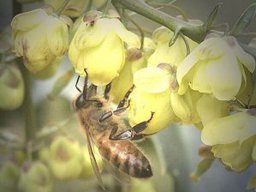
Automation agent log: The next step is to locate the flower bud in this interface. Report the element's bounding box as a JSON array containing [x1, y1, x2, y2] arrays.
[[0, 162, 20, 192], [18, 162, 52, 192], [148, 26, 198, 68], [0, 64, 24, 110], [11, 9, 69, 73], [48, 136, 83, 180], [247, 172, 256, 190], [128, 67, 175, 134], [190, 157, 214, 182], [177, 35, 255, 100], [69, 13, 139, 86]]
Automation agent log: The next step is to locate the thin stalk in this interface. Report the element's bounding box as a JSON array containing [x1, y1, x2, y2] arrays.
[[112, 0, 206, 43], [103, 0, 112, 16], [124, 11, 145, 50], [20, 62, 37, 145], [12, 0, 37, 159], [56, 0, 70, 15]]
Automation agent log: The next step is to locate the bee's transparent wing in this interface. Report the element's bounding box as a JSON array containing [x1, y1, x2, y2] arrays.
[[84, 124, 105, 189]]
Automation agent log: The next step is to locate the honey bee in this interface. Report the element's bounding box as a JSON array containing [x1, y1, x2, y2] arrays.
[[74, 69, 154, 186]]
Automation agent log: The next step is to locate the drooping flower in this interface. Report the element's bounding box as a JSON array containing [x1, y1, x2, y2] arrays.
[[69, 12, 140, 86], [110, 38, 155, 104], [11, 9, 69, 73], [128, 67, 175, 134], [177, 35, 255, 100]]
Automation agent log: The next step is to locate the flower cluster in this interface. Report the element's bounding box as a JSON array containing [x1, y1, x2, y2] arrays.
[[8, 0, 256, 188]]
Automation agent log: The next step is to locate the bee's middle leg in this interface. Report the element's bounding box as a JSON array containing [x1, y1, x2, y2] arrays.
[[99, 100, 131, 122], [109, 112, 155, 140]]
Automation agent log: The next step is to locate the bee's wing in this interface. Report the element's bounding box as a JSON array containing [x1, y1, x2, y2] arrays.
[[103, 159, 132, 186], [84, 124, 105, 189]]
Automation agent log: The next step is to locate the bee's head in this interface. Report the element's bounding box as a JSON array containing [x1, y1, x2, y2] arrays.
[[74, 94, 103, 110]]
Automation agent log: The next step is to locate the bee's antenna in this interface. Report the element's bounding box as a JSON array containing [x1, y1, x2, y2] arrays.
[[82, 69, 89, 100], [75, 75, 82, 93]]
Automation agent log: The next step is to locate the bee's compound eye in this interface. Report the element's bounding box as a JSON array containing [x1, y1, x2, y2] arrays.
[[75, 95, 85, 109], [96, 101, 103, 108]]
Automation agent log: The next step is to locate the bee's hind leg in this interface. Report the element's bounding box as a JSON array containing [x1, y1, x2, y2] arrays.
[[109, 112, 155, 140]]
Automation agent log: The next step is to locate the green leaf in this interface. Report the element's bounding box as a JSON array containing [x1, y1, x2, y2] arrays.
[[205, 3, 223, 29], [230, 3, 256, 35]]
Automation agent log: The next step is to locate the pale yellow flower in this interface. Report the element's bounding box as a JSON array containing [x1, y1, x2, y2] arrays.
[[201, 110, 256, 145], [11, 9, 69, 73], [69, 15, 139, 86], [128, 67, 175, 134], [177, 36, 255, 100]]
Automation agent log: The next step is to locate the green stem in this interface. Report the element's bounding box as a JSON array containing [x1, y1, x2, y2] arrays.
[[56, 0, 69, 15], [13, 0, 37, 159], [124, 11, 144, 50], [112, 0, 206, 43], [20, 62, 37, 145]]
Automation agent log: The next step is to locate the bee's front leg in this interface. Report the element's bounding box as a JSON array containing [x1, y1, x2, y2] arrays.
[[104, 83, 111, 99], [117, 85, 134, 108], [109, 112, 155, 140]]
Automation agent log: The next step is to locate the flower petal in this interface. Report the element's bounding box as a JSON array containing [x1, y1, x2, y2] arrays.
[[196, 94, 229, 126], [204, 52, 241, 100], [11, 9, 47, 32], [80, 32, 125, 85], [134, 67, 172, 93], [226, 36, 255, 73], [201, 112, 256, 145]]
